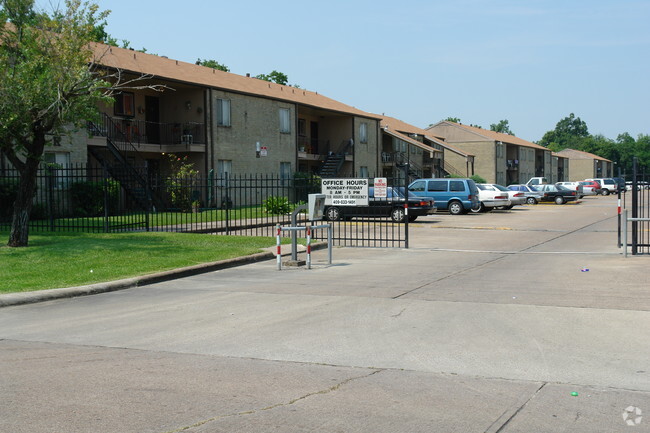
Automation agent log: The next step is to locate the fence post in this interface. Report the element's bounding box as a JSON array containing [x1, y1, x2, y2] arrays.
[[617, 186, 622, 248], [47, 167, 55, 231], [103, 166, 110, 233], [632, 157, 638, 255]]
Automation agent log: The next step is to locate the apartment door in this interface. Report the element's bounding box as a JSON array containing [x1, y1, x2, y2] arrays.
[[145, 96, 160, 144], [310, 121, 319, 154]]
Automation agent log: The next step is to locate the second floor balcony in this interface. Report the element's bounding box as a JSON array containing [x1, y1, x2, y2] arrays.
[[89, 114, 206, 153]]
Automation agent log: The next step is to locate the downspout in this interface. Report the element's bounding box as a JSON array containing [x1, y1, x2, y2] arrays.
[[351, 117, 355, 176], [207, 88, 214, 173], [203, 88, 210, 175], [294, 104, 298, 172]]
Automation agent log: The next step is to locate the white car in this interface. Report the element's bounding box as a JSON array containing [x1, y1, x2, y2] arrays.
[[479, 183, 526, 209], [472, 184, 511, 212], [586, 178, 619, 195]]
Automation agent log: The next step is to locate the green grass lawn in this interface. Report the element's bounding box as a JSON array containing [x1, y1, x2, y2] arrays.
[[0, 231, 285, 294]]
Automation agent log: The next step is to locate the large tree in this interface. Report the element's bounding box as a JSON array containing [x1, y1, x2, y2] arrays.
[[0, 0, 159, 247], [255, 70, 289, 85], [490, 119, 514, 136], [538, 113, 589, 152]]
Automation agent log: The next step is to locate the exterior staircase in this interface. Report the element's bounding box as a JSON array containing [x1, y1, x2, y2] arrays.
[[318, 139, 353, 177], [88, 114, 162, 211]]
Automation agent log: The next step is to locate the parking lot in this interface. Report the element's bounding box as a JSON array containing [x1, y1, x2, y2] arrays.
[[1, 194, 649, 432]]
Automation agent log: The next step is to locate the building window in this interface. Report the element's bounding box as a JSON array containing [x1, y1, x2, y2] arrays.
[[43, 152, 71, 189], [359, 166, 369, 178], [280, 162, 292, 183], [279, 108, 291, 134], [216, 99, 231, 126], [298, 119, 306, 137], [360, 122, 368, 144], [114, 92, 135, 117], [217, 159, 232, 176]]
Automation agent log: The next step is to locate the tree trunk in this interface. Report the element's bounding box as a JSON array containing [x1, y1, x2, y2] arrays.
[[7, 134, 46, 247], [8, 162, 39, 247]]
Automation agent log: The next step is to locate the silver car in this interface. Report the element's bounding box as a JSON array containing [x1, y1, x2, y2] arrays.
[[507, 184, 544, 204]]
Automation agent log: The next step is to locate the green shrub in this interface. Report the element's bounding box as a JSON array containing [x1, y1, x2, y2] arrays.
[[470, 174, 487, 184], [69, 179, 120, 217], [0, 179, 19, 219], [166, 154, 198, 212], [263, 196, 292, 215]]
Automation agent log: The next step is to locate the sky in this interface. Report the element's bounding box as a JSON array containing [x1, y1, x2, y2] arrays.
[[38, 0, 650, 143]]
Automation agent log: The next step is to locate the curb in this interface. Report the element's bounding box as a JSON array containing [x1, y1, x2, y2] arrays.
[[0, 242, 329, 308]]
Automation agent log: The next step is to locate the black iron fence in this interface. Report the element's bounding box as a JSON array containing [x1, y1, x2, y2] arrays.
[[0, 166, 409, 247], [621, 157, 650, 255]]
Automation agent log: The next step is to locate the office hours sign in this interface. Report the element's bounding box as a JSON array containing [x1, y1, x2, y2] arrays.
[[321, 178, 369, 206]]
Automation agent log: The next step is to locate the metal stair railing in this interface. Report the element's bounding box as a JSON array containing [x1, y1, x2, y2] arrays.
[[319, 139, 354, 177], [443, 159, 467, 178], [88, 116, 160, 211]]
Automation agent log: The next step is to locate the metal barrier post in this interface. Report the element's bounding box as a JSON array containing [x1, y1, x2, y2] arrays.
[[306, 226, 312, 269], [276, 224, 282, 270], [328, 223, 333, 264], [623, 210, 628, 258]]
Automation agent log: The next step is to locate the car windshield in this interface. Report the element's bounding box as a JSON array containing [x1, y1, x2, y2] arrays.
[[556, 185, 570, 191], [390, 187, 405, 198], [477, 184, 488, 190], [493, 184, 510, 192], [529, 186, 541, 191]]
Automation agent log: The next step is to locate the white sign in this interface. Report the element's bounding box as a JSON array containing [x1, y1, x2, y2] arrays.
[[321, 178, 369, 206], [260, 146, 268, 157], [374, 177, 387, 198]]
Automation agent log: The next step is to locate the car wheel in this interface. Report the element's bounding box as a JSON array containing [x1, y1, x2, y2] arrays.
[[470, 202, 484, 213], [326, 206, 342, 221], [502, 205, 514, 210], [526, 197, 537, 205], [391, 207, 406, 223], [602, 189, 610, 196], [448, 200, 465, 215], [554, 196, 565, 205]]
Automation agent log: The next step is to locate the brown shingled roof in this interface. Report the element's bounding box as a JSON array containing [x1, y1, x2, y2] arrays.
[[555, 148, 612, 162], [91, 43, 380, 120], [433, 121, 549, 151], [379, 115, 474, 158]]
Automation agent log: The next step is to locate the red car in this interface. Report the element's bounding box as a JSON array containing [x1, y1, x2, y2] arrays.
[[581, 180, 602, 194]]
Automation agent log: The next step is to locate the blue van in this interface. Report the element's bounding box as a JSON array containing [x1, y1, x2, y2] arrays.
[[407, 178, 479, 215]]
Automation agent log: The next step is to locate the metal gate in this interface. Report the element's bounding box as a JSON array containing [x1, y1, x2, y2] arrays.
[[621, 157, 650, 255], [312, 177, 409, 248]]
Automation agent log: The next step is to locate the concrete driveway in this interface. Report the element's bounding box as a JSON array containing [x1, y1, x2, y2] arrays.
[[1, 195, 649, 432]]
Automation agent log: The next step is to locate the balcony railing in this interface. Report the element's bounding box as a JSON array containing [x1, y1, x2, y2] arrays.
[[91, 115, 205, 148], [297, 136, 331, 155]]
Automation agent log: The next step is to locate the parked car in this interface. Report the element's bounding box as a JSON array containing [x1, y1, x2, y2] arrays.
[[478, 183, 525, 210], [507, 184, 544, 204], [407, 178, 479, 215], [581, 180, 602, 195], [585, 178, 619, 195], [577, 181, 598, 196], [612, 177, 626, 192], [324, 187, 436, 222], [472, 184, 511, 212], [556, 181, 584, 198], [532, 184, 578, 204]]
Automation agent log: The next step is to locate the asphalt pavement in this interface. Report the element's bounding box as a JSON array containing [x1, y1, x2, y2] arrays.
[[1, 195, 649, 433]]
